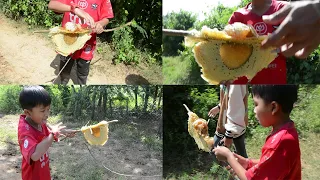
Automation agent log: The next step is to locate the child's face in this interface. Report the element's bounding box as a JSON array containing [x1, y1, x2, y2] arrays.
[[25, 105, 50, 125], [253, 95, 274, 127]]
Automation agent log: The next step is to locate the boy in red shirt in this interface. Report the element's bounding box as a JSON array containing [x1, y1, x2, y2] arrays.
[[229, 0, 288, 84], [18, 86, 74, 180], [48, 0, 114, 84], [213, 85, 301, 180]]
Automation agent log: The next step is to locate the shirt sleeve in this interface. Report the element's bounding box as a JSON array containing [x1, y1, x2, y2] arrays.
[[225, 85, 247, 138], [228, 11, 241, 24], [100, 0, 114, 20], [245, 140, 293, 179], [18, 133, 38, 165], [52, 0, 71, 5]]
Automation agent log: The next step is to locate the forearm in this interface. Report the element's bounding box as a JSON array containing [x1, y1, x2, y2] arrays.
[[48, 1, 71, 13], [30, 134, 54, 161], [98, 18, 110, 27], [228, 155, 247, 180]]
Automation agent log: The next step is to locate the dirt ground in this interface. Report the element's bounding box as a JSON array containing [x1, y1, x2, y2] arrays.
[[0, 114, 162, 180], [0, 14, 160, 85]]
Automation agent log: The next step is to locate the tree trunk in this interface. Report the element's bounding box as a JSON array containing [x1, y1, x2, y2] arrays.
[[109, 99, 113, 117], [143, 86, 150, 112], [97, 87, 103, 119], [158, 87, 162, 108], [135, 86, 138, 111], [102, 87, 107, 119], [151, 86, 158, 110], [91, 86, 97, 120], [126, 98, 129, 116]]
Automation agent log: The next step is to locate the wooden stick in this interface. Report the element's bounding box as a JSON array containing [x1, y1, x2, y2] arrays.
[[106, 120, 119, 123], [103, 21, 132, 32], [33, 21, 133, 34], [163, 29, 193, 37]]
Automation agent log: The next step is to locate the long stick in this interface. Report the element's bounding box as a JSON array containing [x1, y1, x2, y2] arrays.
[[163, 29, 192, 37], [33, 21, 133, 33]]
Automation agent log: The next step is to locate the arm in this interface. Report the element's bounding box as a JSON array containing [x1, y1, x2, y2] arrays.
[[30, 134, 54, 161], [48, 0, 95, 27], [227, 154, 247, 180], [48, 0, 71, 13], [97, 18, 110, 27]]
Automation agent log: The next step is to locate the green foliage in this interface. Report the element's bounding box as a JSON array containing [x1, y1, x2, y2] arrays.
[[196, 4, 236, 30], [1, 0, 62, 27], [287, 48, 320, 84], [0, 85, 22, 114], [163, 10, 197, 56], [109, 0, 162, 64], [238, 0, 252, 8]]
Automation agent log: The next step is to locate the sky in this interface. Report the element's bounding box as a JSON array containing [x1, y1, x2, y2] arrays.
[[163, 0, 242, 21]]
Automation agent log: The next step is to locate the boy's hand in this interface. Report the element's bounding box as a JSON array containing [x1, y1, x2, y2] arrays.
[[212, 146, 233, 162], [226, 153, 248, 175], [74, 8, 95, 28], [94, 22, 104, 34], [50, 122, 66, 138]]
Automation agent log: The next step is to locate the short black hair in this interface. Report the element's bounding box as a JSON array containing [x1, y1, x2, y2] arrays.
[[251, 85, 298, 114], [19, 86, 51, 110]]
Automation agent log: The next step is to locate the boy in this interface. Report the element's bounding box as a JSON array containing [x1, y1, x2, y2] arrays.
[[213, 85, 301, 180], [48, 0, 114, 84], [229, 0, 289, 84], [18, 86, 74, 180]]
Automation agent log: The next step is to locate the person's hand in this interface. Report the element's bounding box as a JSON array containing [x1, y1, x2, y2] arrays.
[[226, 153, 248, 175], [220, 137, 233, 148], [74, 8, 95, 28], [212, 146, 233, 162], [208, 106, 220, 118], [261, 1, 320, 59], [93, 22, 104, 34], [50, 122, 66, 138]]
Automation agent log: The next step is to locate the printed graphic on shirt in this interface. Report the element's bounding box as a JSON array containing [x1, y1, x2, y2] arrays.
[[69, 13, 88, 25], [78, 0, 88, 9], [25, 124, 30, 131], [91, 3, 98, 10], [84, 45, 92, 54], [24, 139, 29, 148], [254, 22, 267, 35], [40, 151, 49, 168]]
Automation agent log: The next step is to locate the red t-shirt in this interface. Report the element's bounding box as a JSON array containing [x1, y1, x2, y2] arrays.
[[229, 0, 288, 84], [245, 121, 301, 180], [57, 0, 114, 60], [18, 115, 51, 180]]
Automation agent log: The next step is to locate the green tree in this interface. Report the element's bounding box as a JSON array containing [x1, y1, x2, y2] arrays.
[[163, 10, 197, 56]]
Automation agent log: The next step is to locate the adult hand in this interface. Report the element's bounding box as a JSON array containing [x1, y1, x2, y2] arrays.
[[220, 137, 233, 148], [261, 1, 320, 59], [208, 106, 220, 118]]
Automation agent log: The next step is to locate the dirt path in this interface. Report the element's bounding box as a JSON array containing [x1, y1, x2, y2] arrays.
[[0, 115, 162, 180], [0, 14, 156, 85]]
